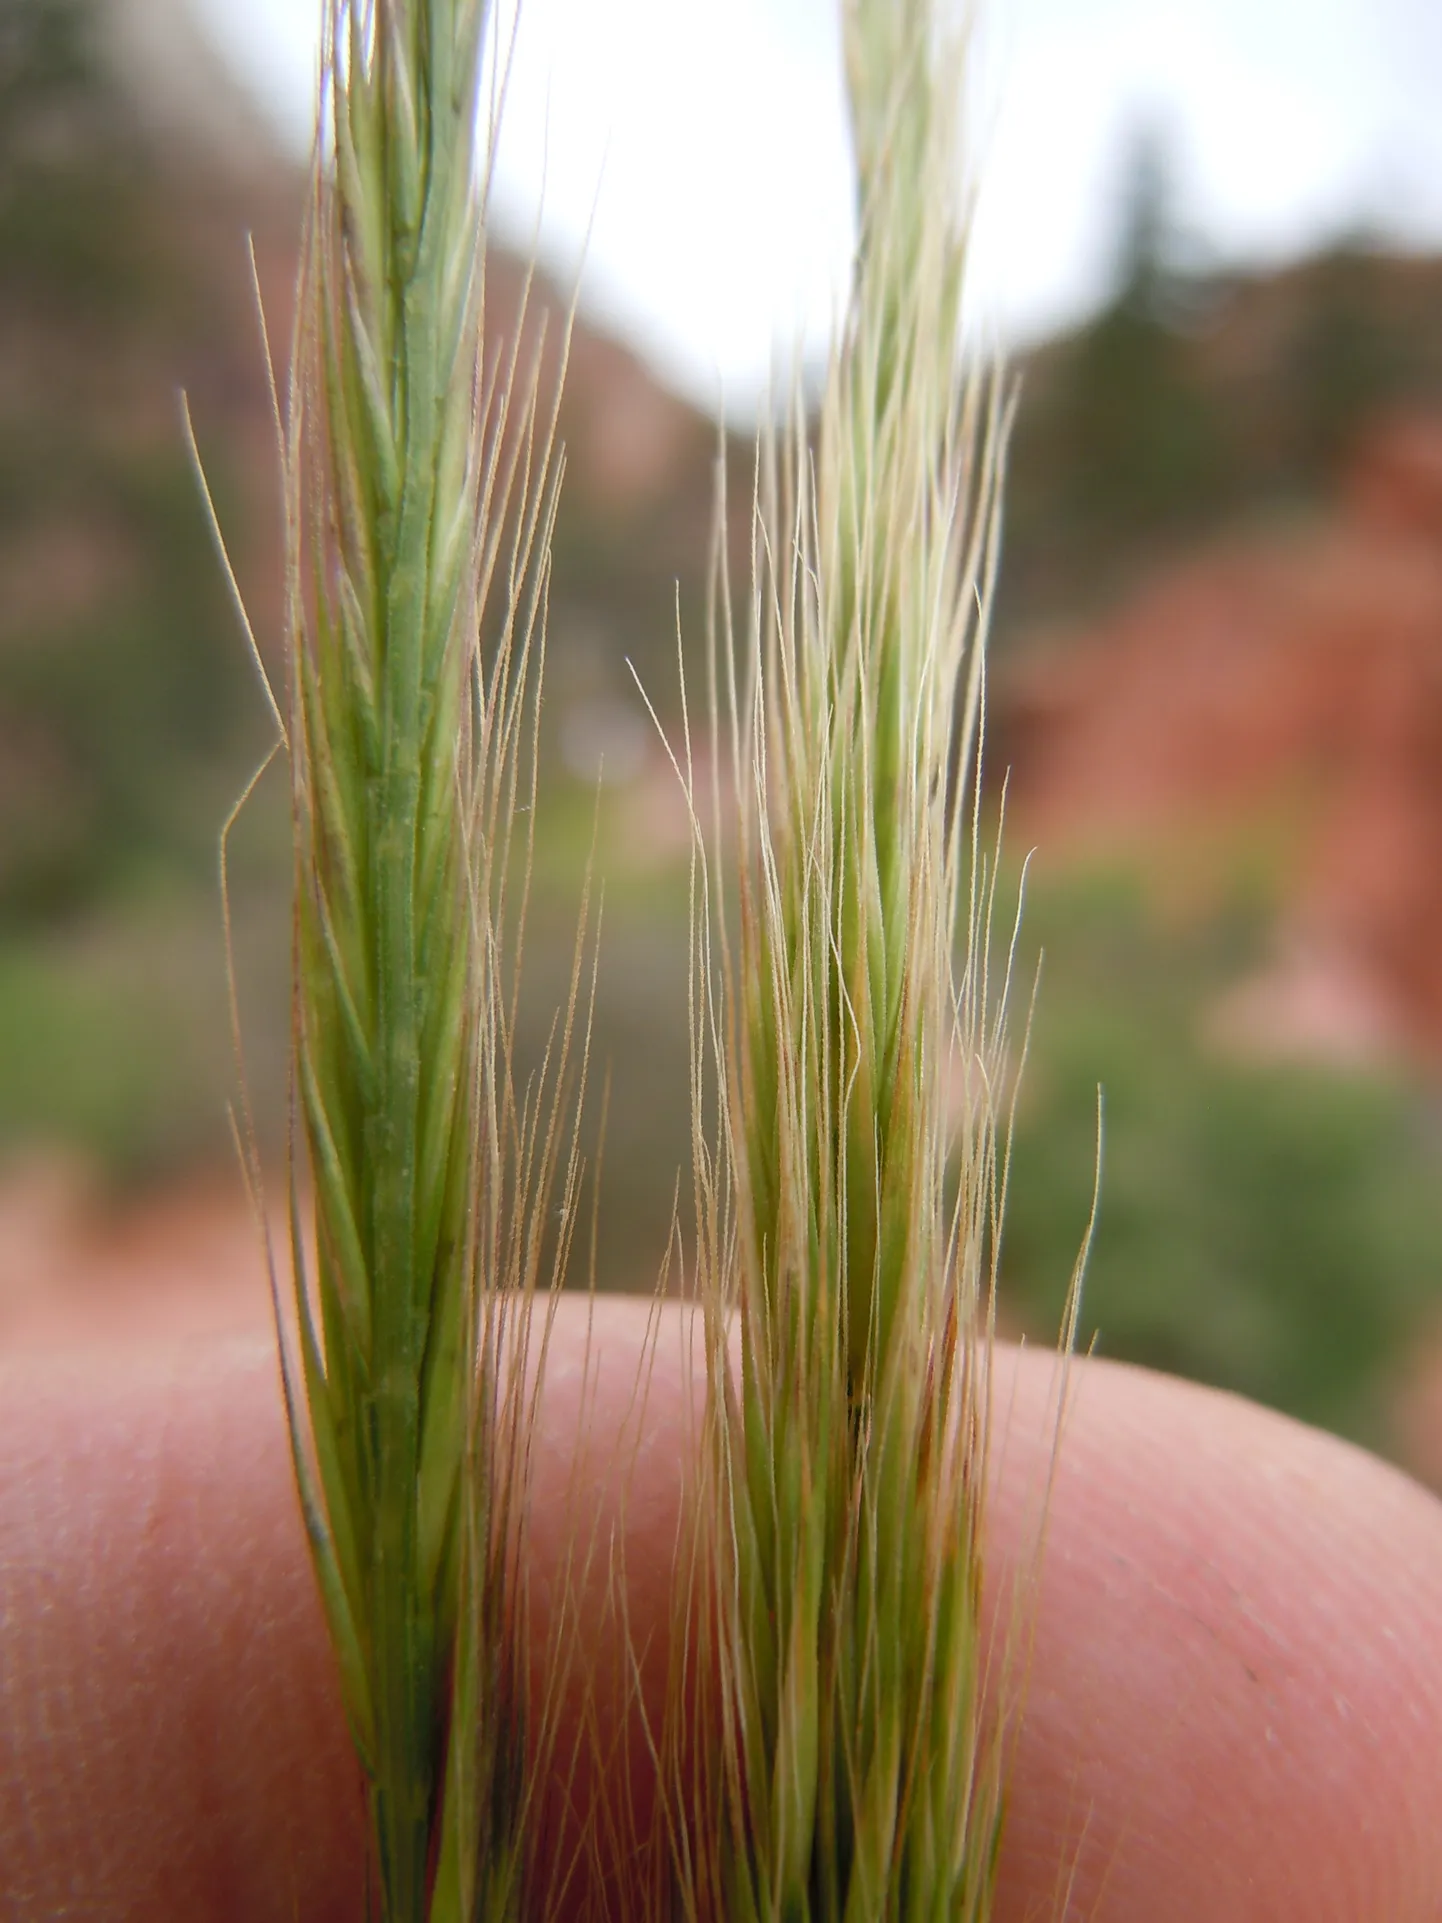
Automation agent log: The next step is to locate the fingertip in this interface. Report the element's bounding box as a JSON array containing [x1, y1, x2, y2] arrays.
[[0, 1339, 363, 1922], [987, 1349, 1442, 1922], [7, 1314, 1441, 1923]]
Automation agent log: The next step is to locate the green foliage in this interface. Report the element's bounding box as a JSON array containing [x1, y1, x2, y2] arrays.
[[1059, 304, 1231, 540], [0, 880, 287, 1176], [0, 451, 256, 922], [0, 938, 205, 1171], [1061, 128, 1234, 538], [0, 0, 261, 926], [1004, 868, 1442, 1446], [999, 135, 1442, 634], [0, 0, 97, 153], [1291, 244, 1421, 469]]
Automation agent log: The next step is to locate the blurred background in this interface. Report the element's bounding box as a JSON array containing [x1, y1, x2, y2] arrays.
[[4, 0, 1442, 1479]]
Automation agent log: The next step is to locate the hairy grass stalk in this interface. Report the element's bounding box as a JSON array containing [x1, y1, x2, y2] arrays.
[[680, 2, 1014, 1915], [275, 3, 581, 1917]]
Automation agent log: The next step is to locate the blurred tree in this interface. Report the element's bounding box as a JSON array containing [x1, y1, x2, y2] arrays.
[[1114, 124, 1173, 321], [1061, 125, 1231, 539], [998, 141, 1442, 639], [1002, 869, 1442, 1449], [1292, 242, 1418, 471], [0, 0, 258, 923]]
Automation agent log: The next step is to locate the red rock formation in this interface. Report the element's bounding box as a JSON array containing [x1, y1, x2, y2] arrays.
[[999, 412, 1442, 1066]]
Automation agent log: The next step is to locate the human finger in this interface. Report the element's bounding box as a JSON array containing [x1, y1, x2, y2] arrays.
[[2, 1305, 1440, 1919]]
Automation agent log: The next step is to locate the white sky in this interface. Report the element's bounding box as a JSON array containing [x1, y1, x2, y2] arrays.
[[193, 0, 1442, 415]]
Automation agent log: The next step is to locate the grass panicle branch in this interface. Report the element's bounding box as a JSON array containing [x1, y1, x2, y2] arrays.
[[679, 2, 1016, 1916], [276, 3, 583, 1918]]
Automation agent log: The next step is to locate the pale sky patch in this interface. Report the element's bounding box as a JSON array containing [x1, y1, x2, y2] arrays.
[[192, 0, 1442, 413]]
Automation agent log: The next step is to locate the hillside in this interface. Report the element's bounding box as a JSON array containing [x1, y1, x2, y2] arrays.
[[1002, 235, 1442, 636], [999, 412, 1442, 1067]]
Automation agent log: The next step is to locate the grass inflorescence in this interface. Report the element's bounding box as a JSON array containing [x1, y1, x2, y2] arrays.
[[272, 3, 585, 1917], [674, 2, 1017, 1915], [244, 0, 1029, 1917]]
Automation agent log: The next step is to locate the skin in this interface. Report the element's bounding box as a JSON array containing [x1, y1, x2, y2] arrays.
[[1, 1297, 1440, 1920]]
